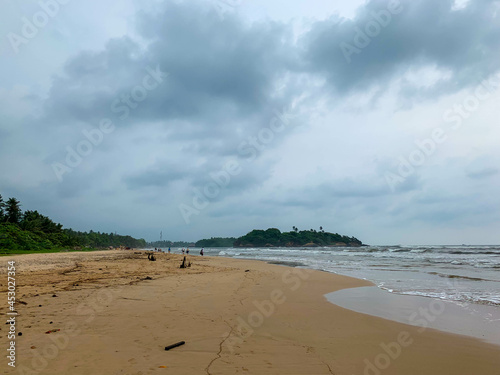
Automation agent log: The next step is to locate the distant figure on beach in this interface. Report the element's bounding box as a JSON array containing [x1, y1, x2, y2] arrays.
[[155, 247, 157, 251], [168, 247, 171, 253], [182, 248, 185, 254], [186, 248, 190, 254], [200, 248, 204, 256]]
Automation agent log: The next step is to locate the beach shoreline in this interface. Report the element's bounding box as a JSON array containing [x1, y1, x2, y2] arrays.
[[326, 285, 500, 347], [1, 250, 500, 374]]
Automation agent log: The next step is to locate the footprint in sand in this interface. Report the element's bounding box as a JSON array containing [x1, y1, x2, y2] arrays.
[[128, 358, 137, 364]]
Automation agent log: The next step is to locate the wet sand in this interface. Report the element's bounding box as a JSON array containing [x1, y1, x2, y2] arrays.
[[1, 250, 500, 374], [326, 285, 500, 346]]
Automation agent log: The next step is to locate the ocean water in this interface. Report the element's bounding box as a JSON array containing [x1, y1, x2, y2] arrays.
[[206, 245, 500, 307], [160, 245, 500, 345]]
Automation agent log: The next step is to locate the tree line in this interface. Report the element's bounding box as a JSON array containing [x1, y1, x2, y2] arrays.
[[191, 228, 363, 248], [0, 194, 146, 251], [233, 228, 363, 247], [195, 237, 237, 247]]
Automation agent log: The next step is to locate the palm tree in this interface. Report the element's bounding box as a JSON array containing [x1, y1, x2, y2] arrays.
[[0, 194, 5, 222], [5, 197, 22, 224]]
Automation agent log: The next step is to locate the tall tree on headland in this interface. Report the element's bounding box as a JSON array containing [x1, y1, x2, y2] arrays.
[[5, 197, 22, 224], [0, 194, 5, 222]]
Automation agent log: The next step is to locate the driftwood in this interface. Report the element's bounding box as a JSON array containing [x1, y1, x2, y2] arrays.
[[180, 257, 192, 268], [165, 341, 185, 351]]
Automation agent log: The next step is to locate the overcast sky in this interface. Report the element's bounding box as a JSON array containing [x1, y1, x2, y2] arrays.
[[1, 0, 499, 245]]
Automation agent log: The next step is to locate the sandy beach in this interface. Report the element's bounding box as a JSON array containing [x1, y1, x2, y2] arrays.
[[1, 250, 500, 375]]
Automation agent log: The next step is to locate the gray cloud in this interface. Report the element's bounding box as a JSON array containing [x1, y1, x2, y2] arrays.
[[301, 0, 500, 99], [41, 2, 294, 135], [467, 167, 499, 180], [1, 0, 499, 244], [124, 165, 189, 190]]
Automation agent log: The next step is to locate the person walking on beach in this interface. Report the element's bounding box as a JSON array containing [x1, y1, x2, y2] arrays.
[[168, 247, 171, 253], [186, 248, 190, 254], [200, 248, 204, 256], [182, 248, 185, 254]]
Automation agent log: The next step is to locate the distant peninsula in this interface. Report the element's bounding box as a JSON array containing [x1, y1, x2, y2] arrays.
[[195, 237, 237, 247], [196, 228, 364, 248]]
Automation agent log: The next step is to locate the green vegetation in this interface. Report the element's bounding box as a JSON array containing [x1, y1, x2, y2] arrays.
[[154, 228, 362, 249], [233, 227, 363, 247], [195, 237, 237, 247], [63, 229, 146, 249], [0, 193, 146, 254]]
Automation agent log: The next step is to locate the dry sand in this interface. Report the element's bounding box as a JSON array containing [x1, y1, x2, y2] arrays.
[[1, 250, 500, 375]]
